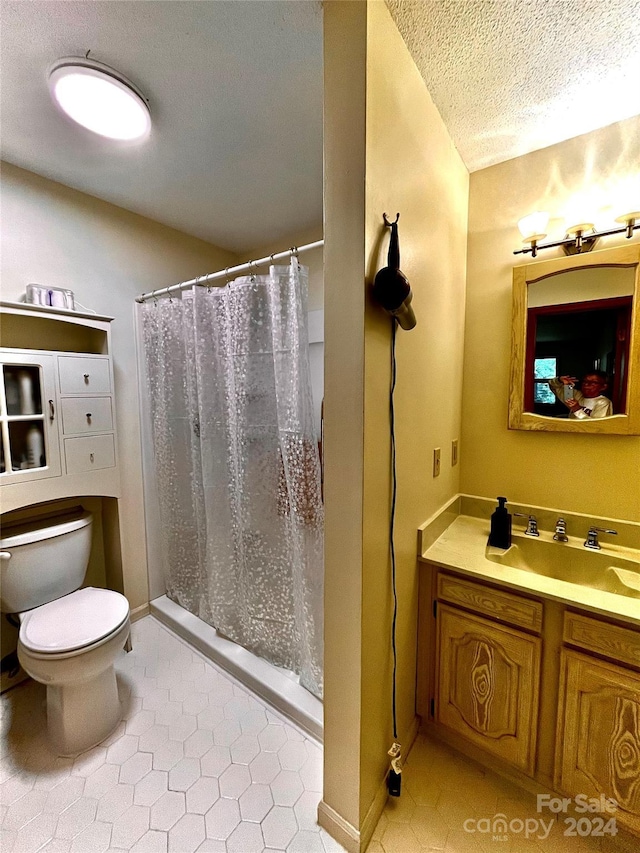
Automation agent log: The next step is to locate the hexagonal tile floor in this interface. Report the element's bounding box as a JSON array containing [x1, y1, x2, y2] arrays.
[[370, 735, 638, 853], [4, 617, 636, 853], [1, 616, 343, 853]]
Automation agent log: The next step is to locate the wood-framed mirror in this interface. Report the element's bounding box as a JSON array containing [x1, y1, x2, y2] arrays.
[[508, 243, 640, 434]]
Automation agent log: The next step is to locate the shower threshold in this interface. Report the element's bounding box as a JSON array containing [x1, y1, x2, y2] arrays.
[[150, 595, 323, 742]]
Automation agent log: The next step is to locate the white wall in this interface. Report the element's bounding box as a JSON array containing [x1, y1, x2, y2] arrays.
[[1, 162, 237, 610]]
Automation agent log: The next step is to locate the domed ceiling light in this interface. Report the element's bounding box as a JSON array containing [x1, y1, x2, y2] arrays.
[[48, 56, 151, 141]]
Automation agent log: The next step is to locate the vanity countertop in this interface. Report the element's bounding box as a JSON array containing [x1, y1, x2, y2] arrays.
[[420, 514, 640, 627]]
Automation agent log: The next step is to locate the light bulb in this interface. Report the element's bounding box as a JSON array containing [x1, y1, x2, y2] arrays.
[[615, 210, 640, 238], [517, 212, 549, 243]]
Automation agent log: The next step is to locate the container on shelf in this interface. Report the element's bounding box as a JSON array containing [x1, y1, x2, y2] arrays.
[[26, 284, 50, 306], [8, 421, 47, 470], [17, 369, 36, 415]]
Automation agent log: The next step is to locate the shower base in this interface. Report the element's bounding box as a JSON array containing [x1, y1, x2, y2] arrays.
[[150, 595, 323, 741]]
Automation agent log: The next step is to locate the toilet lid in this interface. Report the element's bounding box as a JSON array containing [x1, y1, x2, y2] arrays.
[[20, 588, 130, 654]]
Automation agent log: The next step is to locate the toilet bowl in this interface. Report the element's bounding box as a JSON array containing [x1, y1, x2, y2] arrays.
[[0, 510, 131, 756], [18, 587, 131, 755]]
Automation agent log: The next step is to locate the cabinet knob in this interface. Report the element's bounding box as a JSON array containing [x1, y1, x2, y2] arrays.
[[86, 413, 92, 420], [83, 373, 90, 381], [89, 453, 95, 462]]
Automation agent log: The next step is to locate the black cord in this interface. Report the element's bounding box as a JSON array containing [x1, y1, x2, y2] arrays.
[[389, 318, 398, 741]]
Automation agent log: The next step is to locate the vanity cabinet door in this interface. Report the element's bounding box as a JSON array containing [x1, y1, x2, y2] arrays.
[[556, 650, 640, 835], [436, 604, 541, 774]]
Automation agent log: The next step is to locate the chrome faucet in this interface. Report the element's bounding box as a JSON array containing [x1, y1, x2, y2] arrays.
[[584, 526, 618, 550], [553, 517, 568, 542], [514, 513, 539, 536]]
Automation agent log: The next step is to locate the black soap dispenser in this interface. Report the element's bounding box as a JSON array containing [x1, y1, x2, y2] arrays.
[[488, 496, 512, 549]]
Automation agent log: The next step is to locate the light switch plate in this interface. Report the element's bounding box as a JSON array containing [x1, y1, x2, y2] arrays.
[[451, 439, 458, 466], [433, 447, 441, 477]]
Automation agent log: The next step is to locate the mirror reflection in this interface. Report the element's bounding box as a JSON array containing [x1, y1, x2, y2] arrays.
[[525, 266, 634, 419]]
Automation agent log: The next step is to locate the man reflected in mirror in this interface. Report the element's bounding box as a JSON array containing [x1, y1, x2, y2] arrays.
[[548, 372, 613, 419]]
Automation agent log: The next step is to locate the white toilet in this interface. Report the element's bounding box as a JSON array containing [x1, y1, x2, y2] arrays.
[[0, 509, 131, 756]]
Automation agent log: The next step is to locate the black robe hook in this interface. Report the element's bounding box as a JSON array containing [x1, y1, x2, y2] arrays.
[[373, 213, 417, 331]]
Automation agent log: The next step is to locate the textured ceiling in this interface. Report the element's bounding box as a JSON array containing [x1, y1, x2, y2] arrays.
[[386, 0, 640, 171], [0, 1, 323, 253]]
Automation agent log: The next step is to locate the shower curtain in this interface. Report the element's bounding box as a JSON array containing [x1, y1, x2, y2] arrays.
[[140, 262, 323, 698]]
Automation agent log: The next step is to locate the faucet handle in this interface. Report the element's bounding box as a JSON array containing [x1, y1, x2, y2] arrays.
[[553, 517, 568, 542], [584, 526, 618, 550], [514, 513, 539, 536]]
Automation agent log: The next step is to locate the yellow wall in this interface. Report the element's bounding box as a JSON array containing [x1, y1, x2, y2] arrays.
[[323, 0, 367, 836], [0, 163, 237, 609], [462, 117, 640, 521], [323, 1, 468, 841]]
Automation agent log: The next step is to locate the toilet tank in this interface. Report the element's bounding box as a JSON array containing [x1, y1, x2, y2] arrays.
[[0, 510, 93, 613]]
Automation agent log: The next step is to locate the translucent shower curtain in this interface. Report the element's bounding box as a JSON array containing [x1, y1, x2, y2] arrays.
[[140, 262, 323, 697]]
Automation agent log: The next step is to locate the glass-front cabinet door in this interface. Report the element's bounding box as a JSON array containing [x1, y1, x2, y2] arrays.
[[0, 351, 62, 483]]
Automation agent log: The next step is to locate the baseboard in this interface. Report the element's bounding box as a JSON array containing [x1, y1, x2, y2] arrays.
[[317, 800, 360, 853], [319, 714, 420, 852], [130, 602, 150, 622]]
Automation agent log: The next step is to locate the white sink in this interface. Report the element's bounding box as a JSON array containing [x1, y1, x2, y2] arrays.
[[485, 533, 640, 600]]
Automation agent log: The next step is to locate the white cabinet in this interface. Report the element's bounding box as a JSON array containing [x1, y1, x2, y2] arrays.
[[61, 397, 113, 435], [58, 355, 111, 394], [0, 303, 120, 511], [64, 435, 116, 474], [0, 351, 62, 482]]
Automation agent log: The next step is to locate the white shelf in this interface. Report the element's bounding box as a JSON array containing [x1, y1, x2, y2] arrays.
[[1, 301, 114, 323]]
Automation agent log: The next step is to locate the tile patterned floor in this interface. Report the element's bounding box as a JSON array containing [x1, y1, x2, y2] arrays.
[[0, 616, 344, 853], [3, 616, 637, 853], [370, 735, 638, 853]]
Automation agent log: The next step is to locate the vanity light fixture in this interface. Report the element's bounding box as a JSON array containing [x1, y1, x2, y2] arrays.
[[517, 212, 550, 258], [514, 210, 640, 257], [48, 55, 151, 141]]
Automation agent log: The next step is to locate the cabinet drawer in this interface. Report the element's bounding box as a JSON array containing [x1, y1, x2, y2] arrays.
[[58, 356, 111, 394], [563, 611, 640, 670], [61, 397, 113, 434], [437, 572, 543, 632], [64, 435, 115, 474]]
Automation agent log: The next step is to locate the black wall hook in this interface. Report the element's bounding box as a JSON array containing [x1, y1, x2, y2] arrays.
[[373, 213, 416, 330]]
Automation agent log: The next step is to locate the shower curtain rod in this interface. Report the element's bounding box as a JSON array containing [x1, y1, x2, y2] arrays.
[[135, 239, 324, 303]]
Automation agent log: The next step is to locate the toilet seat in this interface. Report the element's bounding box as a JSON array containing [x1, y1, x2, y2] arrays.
[[20, 587, 130, 654]]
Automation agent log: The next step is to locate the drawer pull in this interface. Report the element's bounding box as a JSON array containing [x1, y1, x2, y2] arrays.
[[90, 453, 95, 462], [86, 413, 92, 420], [83, 373, 90, 381], [49, 400, 55, 422]]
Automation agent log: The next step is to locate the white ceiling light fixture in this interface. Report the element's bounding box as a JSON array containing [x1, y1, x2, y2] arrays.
[[48, 56, 151, 141]]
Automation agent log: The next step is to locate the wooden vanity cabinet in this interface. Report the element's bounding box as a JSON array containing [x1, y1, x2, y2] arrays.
[[556, 613, 640, 834], [436, 603, 541, 773], [421, 565, 640, 838], [432, 572, 543, 775]]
